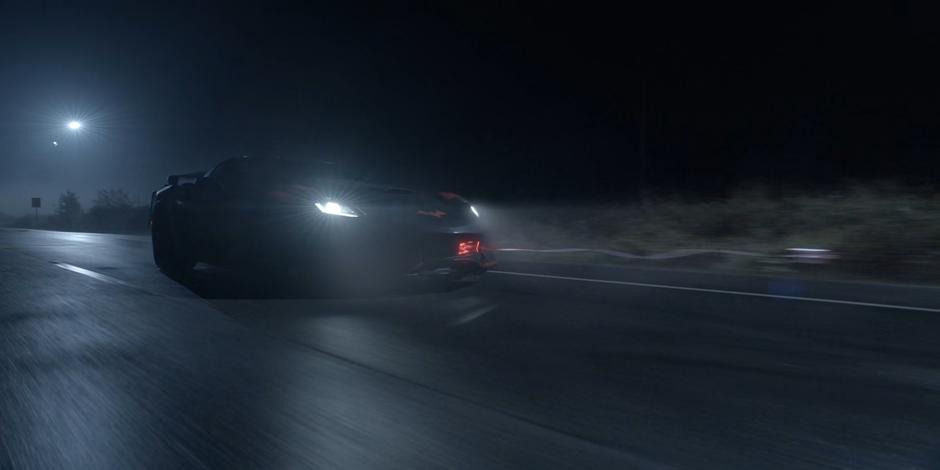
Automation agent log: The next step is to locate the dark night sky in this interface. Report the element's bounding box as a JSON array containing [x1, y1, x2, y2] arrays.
[[0, 1, 938, 214]]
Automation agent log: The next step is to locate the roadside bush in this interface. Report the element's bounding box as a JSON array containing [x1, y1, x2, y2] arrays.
[[484, 182, 940, 277]]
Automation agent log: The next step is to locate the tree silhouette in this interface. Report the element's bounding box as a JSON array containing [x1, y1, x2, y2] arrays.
[[55, 190, 83, 229]]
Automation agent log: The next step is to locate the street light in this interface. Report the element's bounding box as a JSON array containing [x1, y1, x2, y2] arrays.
[[67, 120, 82, 130]]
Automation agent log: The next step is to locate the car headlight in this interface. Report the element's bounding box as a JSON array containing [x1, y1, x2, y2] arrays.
[[315, 201, 359, 218]]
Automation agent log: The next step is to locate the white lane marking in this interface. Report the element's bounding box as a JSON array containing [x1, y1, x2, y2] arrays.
[[496, 247, 762, 259], [451, 305, 497, 326], [55, 263, 135, 288], [489, 270, 940, 313]]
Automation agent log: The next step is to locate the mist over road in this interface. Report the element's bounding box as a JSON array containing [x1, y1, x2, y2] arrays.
[[3, 228, 940, 469]]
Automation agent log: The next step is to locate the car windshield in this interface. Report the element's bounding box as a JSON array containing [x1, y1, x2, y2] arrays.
[[247, 159, 356, 184]]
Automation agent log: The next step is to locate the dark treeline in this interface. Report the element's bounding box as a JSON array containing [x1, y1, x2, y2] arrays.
[[8, 189, 149, 234]]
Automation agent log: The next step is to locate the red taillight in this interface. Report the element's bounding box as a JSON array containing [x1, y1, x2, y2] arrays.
[[457, 240, 480, 256]]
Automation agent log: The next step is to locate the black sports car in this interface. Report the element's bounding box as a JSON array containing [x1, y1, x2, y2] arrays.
[[149, 157, 494, 285]]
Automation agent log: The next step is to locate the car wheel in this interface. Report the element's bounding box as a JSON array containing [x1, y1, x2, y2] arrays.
[[152, 210, 196, 275]]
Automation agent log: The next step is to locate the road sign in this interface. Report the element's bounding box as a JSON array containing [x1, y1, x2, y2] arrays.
[[31, 197, 42, 225]]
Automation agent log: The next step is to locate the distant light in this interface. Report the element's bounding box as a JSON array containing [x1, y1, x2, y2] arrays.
[[470, 205, 479, 217], [67, 121, 82, 130], [52, 141, 58, 147]]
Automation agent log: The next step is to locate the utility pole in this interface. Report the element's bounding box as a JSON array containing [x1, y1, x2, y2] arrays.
[[637, 48, 651, 207], [639, 71, 648, 204]]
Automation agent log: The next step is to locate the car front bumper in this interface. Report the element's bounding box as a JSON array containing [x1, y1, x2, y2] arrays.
[[408, 249, 497, 279]]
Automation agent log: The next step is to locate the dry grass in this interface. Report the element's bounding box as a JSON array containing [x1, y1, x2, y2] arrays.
[[482, 183, 940, 279]]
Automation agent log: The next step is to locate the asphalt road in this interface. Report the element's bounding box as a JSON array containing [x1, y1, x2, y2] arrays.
[[3, 228, 940, 469]]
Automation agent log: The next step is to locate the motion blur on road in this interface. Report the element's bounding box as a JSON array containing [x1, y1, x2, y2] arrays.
[[4, 227, 940, 468]]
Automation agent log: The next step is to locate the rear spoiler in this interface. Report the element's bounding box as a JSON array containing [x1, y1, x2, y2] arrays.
[[167, 171, 205, 186]]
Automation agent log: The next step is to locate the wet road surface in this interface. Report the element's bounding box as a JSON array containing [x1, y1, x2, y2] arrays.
[[3, 228, 940, 469]]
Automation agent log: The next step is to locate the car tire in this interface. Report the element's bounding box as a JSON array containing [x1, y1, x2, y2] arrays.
[[152, 207, 196, 275]]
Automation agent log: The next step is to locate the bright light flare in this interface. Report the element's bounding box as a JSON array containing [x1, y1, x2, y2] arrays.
[[315, 201, 359, 217], [67, 121, 82, 130], [470, 205, 479, 217]]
